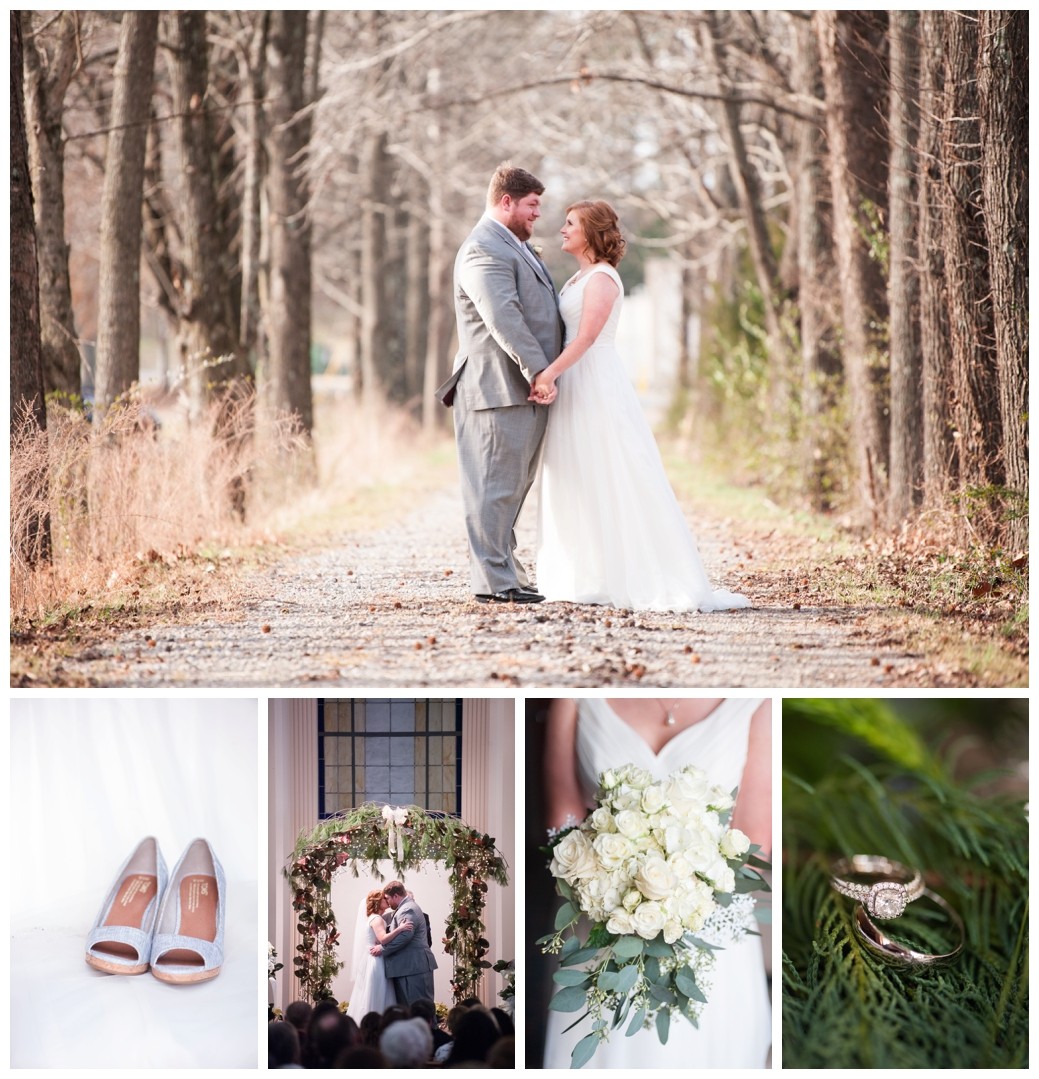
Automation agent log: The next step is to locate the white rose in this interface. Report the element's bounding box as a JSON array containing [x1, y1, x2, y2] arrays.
[[663, 919, 684, 944], [606, 910, 634, 935], [669, 767, 709, 806], [668, 853, 695, 879], [641, 784, 669, 815], [617, 764, 653, 790], [590, 807, 616, 834], [601, 769, 619, 790], [708, 785, 735, 811], [550, 829, 599, 882], [593, 832, 634, 871], [615, 809, 649, 839], [622, 889, 642, 911], [702, 856, 736, 893], [720, 828, 751, 859], [634, 856, 676, 901], [631, 900, 667, 939], [663, 823, 694, 855], [611, 788, 641, 811]]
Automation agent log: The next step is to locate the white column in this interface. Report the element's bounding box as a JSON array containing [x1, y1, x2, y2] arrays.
[[268, 697, 318, 1010], [462, 698, 516, 1009]]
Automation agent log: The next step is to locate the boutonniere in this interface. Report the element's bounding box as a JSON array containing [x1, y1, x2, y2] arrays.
[[531, 244, 544, 259]]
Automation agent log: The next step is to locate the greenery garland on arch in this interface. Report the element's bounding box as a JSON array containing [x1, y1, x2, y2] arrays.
[[285, 803, 509, 1002]]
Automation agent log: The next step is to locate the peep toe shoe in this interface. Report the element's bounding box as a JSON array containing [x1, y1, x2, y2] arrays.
[[150, 838, 225, 984], [85, 836, 167, 975]]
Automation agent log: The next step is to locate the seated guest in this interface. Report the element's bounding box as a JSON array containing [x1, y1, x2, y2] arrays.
[[434, 1004, 472, 1064], [444, 1008, 500, 1067], [488, 1036, 514, 1069], [285, 1000, 312, 1057], [490, 1007, 514, 1038], [410, 998, 452, 1053], [268, 1020, 302, 1069], [359, 1011, 383, 1048], [305, 1005, 354, 1069], [380, 1017, 434, 1068], [334, 1045, 387, 1069]]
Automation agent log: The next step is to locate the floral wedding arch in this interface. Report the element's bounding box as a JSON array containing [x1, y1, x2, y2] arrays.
[[285, 803, 509, 1002]]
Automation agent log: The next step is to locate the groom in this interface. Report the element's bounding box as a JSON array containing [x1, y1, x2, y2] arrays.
[[369, 880, 437, 1005], [436, 162, 563, 604]]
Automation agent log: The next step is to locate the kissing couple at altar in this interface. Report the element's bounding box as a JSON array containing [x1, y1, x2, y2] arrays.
[[346, 880, 438, 1019], [437, 162, 751, 614]]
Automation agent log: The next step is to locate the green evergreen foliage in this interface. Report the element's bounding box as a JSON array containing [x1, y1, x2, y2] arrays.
[[782, 699, 1028, 1068]]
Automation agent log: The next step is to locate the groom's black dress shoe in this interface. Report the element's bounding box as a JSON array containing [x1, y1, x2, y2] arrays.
[[475, 588, 545, 604]]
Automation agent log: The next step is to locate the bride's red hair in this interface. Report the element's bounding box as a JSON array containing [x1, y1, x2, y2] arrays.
[[567, 200, 626, 267], [365, 889, 385, 915]]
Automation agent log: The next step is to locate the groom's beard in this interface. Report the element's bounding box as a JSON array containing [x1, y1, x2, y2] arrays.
[[504, 213, 534, 242]]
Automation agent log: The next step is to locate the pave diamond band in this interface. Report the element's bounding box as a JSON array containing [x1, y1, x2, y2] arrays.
[[830, 855, 925, 919]]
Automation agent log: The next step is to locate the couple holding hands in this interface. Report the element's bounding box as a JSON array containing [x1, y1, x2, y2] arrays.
[[438, 162, 749, 615]]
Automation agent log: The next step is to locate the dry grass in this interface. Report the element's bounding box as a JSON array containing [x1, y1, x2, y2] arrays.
[[10, 386, 442, 625]]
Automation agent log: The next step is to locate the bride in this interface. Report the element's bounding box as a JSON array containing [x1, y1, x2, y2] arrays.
[[346, 889, 413, 1019], [531, 201, 750, 612], [540, 697, 771, 1069]]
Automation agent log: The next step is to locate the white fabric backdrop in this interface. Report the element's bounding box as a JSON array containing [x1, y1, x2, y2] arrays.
[[10, 696, 260, 1068]]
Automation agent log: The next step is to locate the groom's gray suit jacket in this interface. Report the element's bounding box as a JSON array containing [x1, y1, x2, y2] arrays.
[[436, 217, 563, 594], [437, 216, 562, 409], [379, 895, 438, 987]]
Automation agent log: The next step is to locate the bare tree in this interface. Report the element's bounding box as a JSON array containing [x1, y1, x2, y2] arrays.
[[916, 11, 955, 512], [263, 11, 313, 433], [940, 12, 1001, 494], [886, 12, 921, 526], [94, 11, 158, 413], [978, 10, 1028, 546], [168, 11, 248, 415], [816, 10, 890, 522], [22, 11, 83, 400], [11, 11, 52, 562]]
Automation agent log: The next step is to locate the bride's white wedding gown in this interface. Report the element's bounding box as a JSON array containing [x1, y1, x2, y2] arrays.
[[346, 916, 396, 1019], [536, 263, 749, 612], [542, 698, 771, 1069]]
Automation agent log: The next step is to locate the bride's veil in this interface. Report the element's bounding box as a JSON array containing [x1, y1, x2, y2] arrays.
[[350, 895, 371, 980]]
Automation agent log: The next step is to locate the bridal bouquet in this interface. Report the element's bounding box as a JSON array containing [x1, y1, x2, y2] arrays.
[[539, 763, 770, 1069]]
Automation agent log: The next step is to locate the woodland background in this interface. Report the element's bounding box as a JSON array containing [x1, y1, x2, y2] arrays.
[[10, 10, 1028, 634]]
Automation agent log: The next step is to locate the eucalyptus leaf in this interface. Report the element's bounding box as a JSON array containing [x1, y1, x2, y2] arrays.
[[626, 1006, 647, 1036], [570, 1034, 600, 1070], [613, 935, 645, 959], [555, 902, 578, 930], [655, 1007, 671, 1044], [553, 969, 591, 987], [676, 968, 707, 1002], [614, 963, 640, 994], [549, 986, 589, 1013], [645, 937, 675, 958], [561, 946, 602, 967]]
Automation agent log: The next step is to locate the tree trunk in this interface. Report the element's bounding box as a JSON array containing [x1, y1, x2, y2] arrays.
[[978, 10, 1028, 547], [360, 128, 390, 407], [815, 10, 890, 523], [886, 12, 922, 527], [263, 11, 313, 434], [791, 17, 840, 510], [94, 12, 158, 413], [941, 12, 1001, 494], [11, 11, 52, 563], [917, 11, 955, 511], [422, 179, 451, 432], [169, 11, 247, 417], [21, 11, 82, 400], [405, 201, 431, 406], [239, 13, 267, 364]]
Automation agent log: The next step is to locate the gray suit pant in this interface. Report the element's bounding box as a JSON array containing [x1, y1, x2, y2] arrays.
[[392, 970, 436, 1005], [453, 392, 548, 595]]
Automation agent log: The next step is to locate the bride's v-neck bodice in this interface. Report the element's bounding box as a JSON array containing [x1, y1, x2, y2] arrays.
[[574, 698, 762, 806]]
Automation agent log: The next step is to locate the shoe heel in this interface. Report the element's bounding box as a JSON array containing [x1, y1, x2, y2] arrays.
[[85, 837, 167, 975]]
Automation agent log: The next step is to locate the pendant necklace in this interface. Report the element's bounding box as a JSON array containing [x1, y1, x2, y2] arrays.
[[659, 699, 681, 726]]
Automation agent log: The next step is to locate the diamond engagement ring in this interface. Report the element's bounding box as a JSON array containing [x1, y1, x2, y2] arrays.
[[830, 855, 925, 919], [853, 887, 965, 966]]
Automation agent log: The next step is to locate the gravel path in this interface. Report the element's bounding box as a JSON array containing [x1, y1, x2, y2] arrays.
[[50, 484, 949, 689]]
